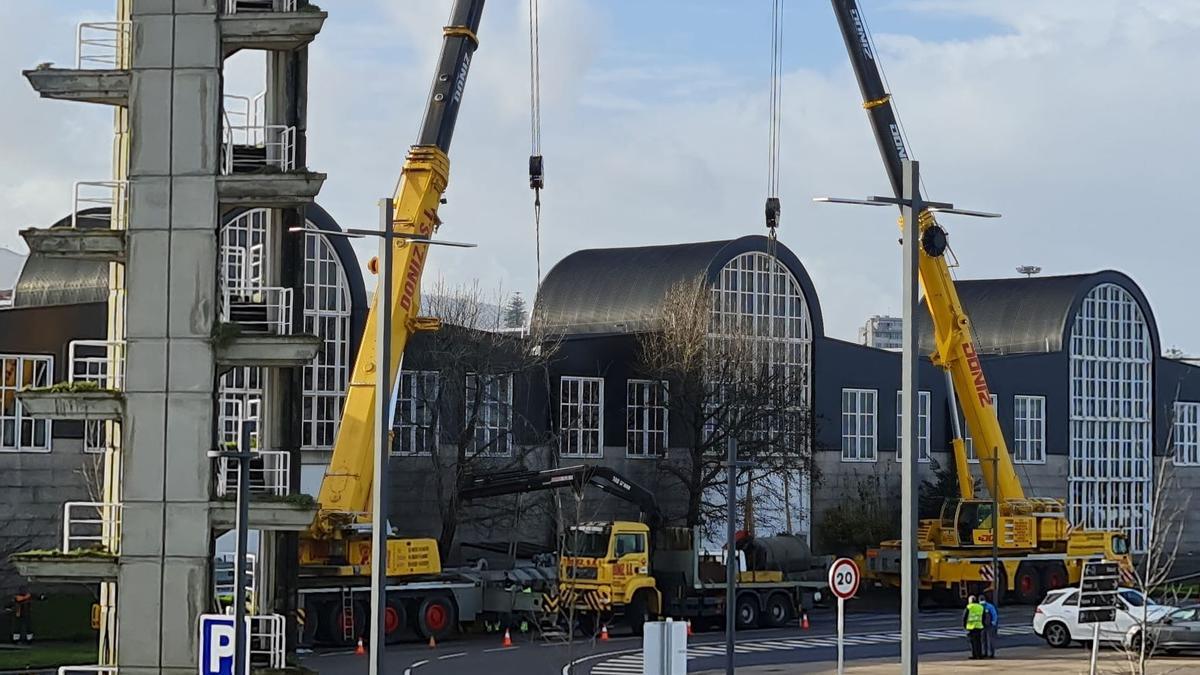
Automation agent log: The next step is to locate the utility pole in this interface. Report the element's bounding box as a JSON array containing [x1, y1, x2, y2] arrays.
[[370, 198, 394, 673], [898, 159, 920, 675], [992, 451, 1000, 608], [725, 435, 737, 675], [207, 422, 254, 675]]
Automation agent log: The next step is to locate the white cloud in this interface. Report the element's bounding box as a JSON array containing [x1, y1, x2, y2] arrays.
[[1, 1, 1197, 353]]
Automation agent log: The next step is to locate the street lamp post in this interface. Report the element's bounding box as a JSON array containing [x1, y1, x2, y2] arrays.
[[206, 424, 253, 675], [815, 159, 1000, 673], [289, 204, 474, 673]]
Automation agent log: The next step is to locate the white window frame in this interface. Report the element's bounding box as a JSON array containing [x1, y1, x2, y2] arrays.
[[1174, 402, 1200, 466], [560, 376, 604, 458], [1013, 395, 1047, 464], [393, 370, 440, 456], [626, 379, 667, 458], [895, 390, 931, 462], [300, 221, 353, 452], [0, 354, 54, 452], [841, 388, 877, 462], [466, 373, 513, 458], [964, 393, 999, 463]]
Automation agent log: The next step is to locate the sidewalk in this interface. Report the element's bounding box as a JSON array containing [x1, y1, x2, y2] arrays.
[[694, 646, 1200, 674]]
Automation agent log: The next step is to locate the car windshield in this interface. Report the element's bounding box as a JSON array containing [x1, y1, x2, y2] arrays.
[[565, 528, 610, 558], [1119, 590, 1158, 608], [1168, 608, 1198, 622]]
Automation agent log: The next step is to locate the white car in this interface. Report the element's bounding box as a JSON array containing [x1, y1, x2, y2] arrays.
[[1034, 587, 1174, 648]]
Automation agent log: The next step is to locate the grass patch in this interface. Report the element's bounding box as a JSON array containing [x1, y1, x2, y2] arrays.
[[0, 642, 98, 669], [10, 547, 116, 559], [23, 381, 119, 394], [216, 493, 316, 508]]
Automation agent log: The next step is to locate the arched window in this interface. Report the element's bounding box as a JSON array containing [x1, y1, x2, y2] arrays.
[[301, 224, 352, 451], [1068, 283, 1153, 552]]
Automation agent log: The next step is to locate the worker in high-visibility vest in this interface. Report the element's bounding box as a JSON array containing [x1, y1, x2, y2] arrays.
[[963, 595, 985, 659]]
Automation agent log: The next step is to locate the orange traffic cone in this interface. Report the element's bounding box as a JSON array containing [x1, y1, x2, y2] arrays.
[[600, 624, 610, 641], [355, 638, 365, 655], [503, 628, 513, 647], [801, 613, 810, 630], [686, 620, 694, 636], [428, 634, 437, 648]]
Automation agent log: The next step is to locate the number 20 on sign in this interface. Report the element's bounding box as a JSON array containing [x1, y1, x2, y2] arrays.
[[828, 558, 860, 675]]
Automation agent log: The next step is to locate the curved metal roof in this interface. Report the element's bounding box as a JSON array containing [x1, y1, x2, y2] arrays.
[[917, 270, 1159, 356], [13, 208, 110, 308], [532, 235, 824, 337]]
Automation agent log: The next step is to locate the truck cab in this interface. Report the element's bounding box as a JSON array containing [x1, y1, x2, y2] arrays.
[[559, 521, 660, 631]]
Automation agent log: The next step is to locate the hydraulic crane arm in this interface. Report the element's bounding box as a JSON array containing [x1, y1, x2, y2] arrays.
[[830, 0, 1023, 504], [459, 465, 664, 528], [312, 0, 486, 535]]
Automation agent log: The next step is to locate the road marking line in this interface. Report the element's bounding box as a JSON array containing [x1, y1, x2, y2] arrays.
[[483, 645, 520, 653], [438, 652, 466, 660], [402, 659, 430, 675]]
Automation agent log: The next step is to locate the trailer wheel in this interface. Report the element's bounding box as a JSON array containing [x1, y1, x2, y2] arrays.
[[735, 594, 759, 630], [1014, 564, 1042, 604], [299, 599, 321, 646], [415, 595, 457, 642], [762, 593, 793, 628], [384, 596, 408, 644]]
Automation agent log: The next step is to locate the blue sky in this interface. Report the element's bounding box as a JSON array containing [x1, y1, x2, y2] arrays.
[[3, 1, 1199, 351]]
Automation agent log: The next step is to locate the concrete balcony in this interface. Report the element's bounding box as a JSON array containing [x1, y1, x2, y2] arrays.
[[17, 389, 124, 420], [217, 171, 326, 208], [215, 332, 322, 369], [210, 499, 318, 532], [23, 66, 130, 106], [20, 227, 126, 263], [220, 8, 328, 56], [10, 552, 119, 583]]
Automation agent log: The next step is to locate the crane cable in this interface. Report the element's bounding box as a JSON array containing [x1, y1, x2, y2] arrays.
[[765, 0, 784, 259], [527, 0, 545, 284]]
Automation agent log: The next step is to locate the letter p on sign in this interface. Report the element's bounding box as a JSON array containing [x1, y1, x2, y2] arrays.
[[199, 614, 249, 675]]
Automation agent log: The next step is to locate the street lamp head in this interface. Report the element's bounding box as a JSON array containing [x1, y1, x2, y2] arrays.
[[1016, 265, 1042, 277]]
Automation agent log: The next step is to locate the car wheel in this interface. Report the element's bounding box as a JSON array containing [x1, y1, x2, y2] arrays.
[[1043, 621, 1072, 648], [1130, 630, 1155, 656]]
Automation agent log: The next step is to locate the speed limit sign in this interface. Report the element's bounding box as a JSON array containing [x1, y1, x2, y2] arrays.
[[828, 557, 860, 600], [828, 557, 860, 675]]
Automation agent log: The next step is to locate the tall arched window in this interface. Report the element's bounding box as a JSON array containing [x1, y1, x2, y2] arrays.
[[708, 251, 813, 537], [1068, 283, 1153, 552], [301, 224, 352, 451]]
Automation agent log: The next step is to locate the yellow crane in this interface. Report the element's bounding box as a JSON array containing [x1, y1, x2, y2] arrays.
[[831, 0, 1131, 603], [298, 0, 486, 579]]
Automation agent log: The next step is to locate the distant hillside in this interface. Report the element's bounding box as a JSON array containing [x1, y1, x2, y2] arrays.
[[0, 249, 26, 290]]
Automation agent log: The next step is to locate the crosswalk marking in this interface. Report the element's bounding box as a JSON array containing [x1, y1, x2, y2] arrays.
[[585, 625, 1036, 674]]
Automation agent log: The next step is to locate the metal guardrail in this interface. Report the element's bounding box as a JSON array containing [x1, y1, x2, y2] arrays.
[[76, 21, 130, 69], [224, 92, 266, 130], [68, 340, 125, 454], [220, 285, 294, 335], [214, 552, 258, 614], [249, 613, 286, 668], [72, 180, 129, 230], [223, 0, 298, 14], [63, 501, 121, 555], [215, 449, 290, 497], [221, 124, 296, 174]]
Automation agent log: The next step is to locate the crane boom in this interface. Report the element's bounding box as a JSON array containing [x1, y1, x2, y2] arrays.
[[830, 0, 1024, 504], [312, 0, 486, 533], [459, 465, 663, 527]]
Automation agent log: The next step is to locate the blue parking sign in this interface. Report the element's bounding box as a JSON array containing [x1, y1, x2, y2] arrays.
[[198, 614, 249, 675]]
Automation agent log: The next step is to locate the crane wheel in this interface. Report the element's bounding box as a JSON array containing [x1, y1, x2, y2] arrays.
[[1042, 564, 1068, 592], [1013, 564, 1042, 604], [415, 594, 457, 642], [384, 595, 408, 644]]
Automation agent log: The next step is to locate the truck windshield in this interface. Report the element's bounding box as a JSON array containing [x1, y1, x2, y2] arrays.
[[565, 529, 610, 558]]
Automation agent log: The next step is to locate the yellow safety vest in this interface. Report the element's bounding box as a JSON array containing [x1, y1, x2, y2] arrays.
[[966, 602, 984, 630]]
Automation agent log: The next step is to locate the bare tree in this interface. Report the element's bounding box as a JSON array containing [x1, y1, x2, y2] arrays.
[[399, 279, 559, 561], [637, 277, 815, 538], [1120, 394, 1193, 674]]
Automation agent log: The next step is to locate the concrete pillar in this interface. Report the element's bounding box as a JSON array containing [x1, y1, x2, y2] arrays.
[[119, 1, 220, 672]]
